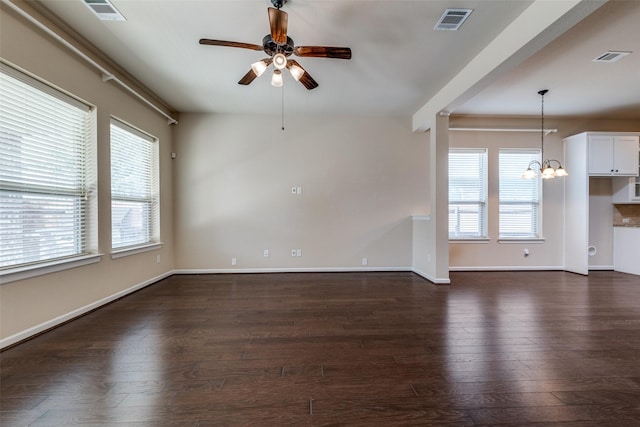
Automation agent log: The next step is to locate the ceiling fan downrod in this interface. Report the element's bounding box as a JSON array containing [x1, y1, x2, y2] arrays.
[[271, 0, 285, 10]]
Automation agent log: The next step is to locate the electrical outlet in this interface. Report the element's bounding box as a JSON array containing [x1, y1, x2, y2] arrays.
[[623, 218, 630, 224], [231, 257, 237, 266], [156, 255, 161, 264], [264, 249, 269, 257], [296, 249, 302, 257], [297, 187, 302, 195], [362, 257, 368, 266]]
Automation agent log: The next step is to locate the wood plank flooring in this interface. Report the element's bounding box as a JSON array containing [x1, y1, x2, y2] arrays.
[[2, 271, 640, 426]]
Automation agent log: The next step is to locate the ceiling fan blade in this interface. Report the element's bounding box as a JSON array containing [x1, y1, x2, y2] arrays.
[[294, 46, 352, 60], [238, 69, 258, 86], [199, 39, 264, 51], [299, 71, 319, 90], [268, 7, 288, 45], [287, 59, 318, 90]]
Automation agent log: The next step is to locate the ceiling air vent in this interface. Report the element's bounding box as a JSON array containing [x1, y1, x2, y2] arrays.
[[434, 9, 473, 31], [592, 51, 631, 63], [82, 0, 126, 21]]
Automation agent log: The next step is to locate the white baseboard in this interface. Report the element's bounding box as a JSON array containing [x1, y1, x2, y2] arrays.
[[411, 267, 451, 284], [0, 270, 175, 350], [588, 265, 614, 271], [449, 265, 565, 271], [174, 266, 412, 275], [176, 266, 452, 285]]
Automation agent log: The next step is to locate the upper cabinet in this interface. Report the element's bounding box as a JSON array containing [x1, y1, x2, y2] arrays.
[[588, 135, 639, 176]]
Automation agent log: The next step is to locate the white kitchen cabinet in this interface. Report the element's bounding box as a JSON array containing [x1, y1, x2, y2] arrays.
[[563, 131, 640, 275], [612, 142, 640, 203], [612, 176, 640, 204], [588, 135, 639, 176], [613, 226, 640, 275]]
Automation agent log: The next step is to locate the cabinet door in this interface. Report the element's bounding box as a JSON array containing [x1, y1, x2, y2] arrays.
[[588, 135, 614, 175], [613, 136, 640, 175]]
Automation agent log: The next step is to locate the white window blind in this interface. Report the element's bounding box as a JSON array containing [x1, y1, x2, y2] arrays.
[[449, 148, 488, 238], [499, 149, 541, 238], [0, 64, 94, 269], [110, 119, 159, 250]]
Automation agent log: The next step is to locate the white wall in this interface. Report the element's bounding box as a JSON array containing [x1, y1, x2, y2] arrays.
[[173, 113, 429, 271], [0, 5, 175, 344]]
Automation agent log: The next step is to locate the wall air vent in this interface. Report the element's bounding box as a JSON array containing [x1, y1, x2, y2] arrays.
[[592, 51, 631, 63], [82, 0, 126, 21], [434, 9, 473, 31]]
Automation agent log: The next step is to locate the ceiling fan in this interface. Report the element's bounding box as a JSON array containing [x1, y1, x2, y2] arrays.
[[199, 0, 352, 90]]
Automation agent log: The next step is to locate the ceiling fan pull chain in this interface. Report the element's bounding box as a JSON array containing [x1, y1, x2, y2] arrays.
[[281, 84, 285, 131]]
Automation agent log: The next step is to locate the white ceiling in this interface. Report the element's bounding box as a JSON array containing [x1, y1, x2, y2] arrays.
[[33, 0, 640, 119]]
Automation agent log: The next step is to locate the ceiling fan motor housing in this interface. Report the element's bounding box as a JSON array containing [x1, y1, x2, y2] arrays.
[[271, 0, 285, 9], [262, 35, 295, 56]]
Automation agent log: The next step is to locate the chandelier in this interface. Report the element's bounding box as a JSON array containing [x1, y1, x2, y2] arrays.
[[522, 89, 568, 179]]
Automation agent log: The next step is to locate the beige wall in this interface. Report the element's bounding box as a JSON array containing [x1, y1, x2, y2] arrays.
[[173, 113, 429, 271], [0, 6, 175, 343]]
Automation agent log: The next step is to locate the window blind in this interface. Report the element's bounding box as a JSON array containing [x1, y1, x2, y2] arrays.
[[110, 119, 159, 249], [0, 64, 93, 269], [499, 149, 541, 238], [449, 148, 488, 238]]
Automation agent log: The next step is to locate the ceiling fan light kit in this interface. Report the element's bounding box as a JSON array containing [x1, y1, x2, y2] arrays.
[[199, 0, 351, 90]]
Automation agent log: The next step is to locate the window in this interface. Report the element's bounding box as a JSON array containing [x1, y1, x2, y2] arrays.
[[110, 119, 159, 250], [0, 64, 95, 269], [449, 148, 488, 239], [499, 149, 541, 238]]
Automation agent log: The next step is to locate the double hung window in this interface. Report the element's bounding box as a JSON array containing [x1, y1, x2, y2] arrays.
[[110, 119, 159, 250], [499, 149, 542, 238], [0, 64, 95, 269], [448, 148, 488, 239]]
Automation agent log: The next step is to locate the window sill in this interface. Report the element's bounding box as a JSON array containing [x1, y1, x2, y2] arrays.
[[0, 253, 102, 285], [111, 242, 163, 259], [449, 238, 490, 243], [498, 238, 546, 244]]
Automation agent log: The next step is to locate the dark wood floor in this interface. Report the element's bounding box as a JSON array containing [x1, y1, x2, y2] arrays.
[[2, 271, 640, 426]]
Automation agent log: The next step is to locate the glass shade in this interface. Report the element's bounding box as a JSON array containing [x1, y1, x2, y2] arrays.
[[273, 53, 287, 70], [522, 168, 537, 179], [251, 60, 268, 77], [271, 69, 283, 87], [541, 167, 556, 179], [289, 64, 304, 81], [555, 166, 568, 177]]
